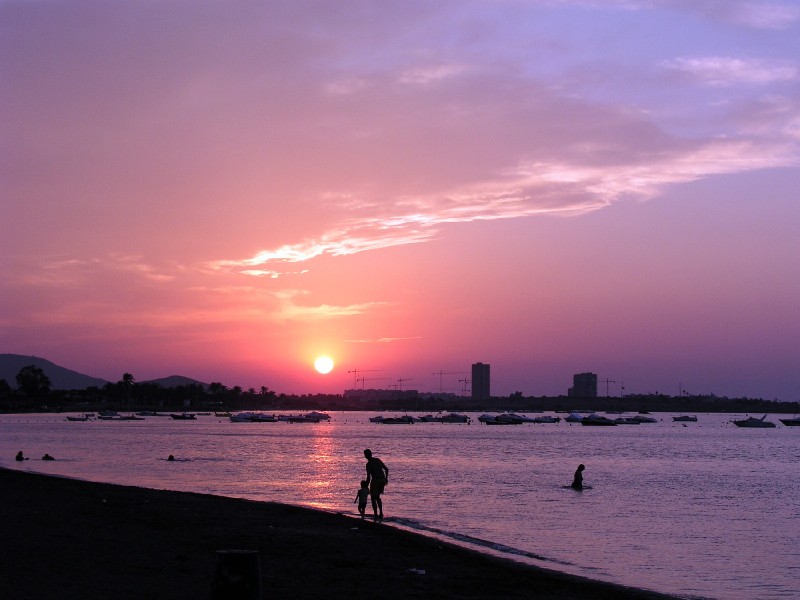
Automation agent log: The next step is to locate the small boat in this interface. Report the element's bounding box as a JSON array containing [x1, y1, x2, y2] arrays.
[[305, 411, 331, 421], [230, 412, 257, 422], [613, 417, 641, 425], [369, 415, 386, 423], [66, 414, 91, 422], [278, 414, 321, 423], [531, 415, 561, 424], [419, 412, 470, 423], [564, 412, 584, 423], [505, 413, 537, 423], [376, 415, 415, 424], [250, 413, 278, 422], [672, 415, 698, 422], [478, 414, 520, 425], [215, 412, 232, 418], [169, 413, 197, 420], [779, 417, 800, 426], [627, 414, 658, 424], [581, 414, 618, 426], [732, 415, 776, 428]]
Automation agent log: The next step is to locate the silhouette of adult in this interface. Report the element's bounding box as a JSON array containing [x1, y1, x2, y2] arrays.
[[363, 449, 389, 519], [15, 451, 25, 462], [571, 464, 585, 490]]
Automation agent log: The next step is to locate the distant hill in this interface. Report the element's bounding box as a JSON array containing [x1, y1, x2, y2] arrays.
[[0, 354, 109, 390], [141, 375, 209, 389]]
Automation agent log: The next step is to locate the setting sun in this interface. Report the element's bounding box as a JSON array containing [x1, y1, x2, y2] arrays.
[[314, 356, 334, 374]]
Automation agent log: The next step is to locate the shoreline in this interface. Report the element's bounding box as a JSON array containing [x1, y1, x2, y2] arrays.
[[1, 467, 680, 599]]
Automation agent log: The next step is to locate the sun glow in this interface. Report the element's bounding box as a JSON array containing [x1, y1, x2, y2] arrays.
[[314, 355, 334, 374]]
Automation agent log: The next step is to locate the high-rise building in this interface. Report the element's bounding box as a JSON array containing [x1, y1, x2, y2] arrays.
[[568, 372, 597, 397], [471, 362, 490, 401]]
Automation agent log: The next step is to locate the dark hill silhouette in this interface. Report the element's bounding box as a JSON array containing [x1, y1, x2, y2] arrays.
[[141, 375, 209, 389], [0, 354, 109, 390]]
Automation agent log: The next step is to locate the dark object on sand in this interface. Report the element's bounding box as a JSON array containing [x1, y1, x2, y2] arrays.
[[211, 549, 261, 600]]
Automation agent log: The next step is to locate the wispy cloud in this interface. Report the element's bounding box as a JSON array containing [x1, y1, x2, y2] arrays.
[[661, 56, 798, 86], [209, 132, 799, 277], [271, 289, 388, 321], [344, 336, 422, 343]]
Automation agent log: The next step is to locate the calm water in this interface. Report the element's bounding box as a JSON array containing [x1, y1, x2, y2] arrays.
[[2, 411, 798, 599]]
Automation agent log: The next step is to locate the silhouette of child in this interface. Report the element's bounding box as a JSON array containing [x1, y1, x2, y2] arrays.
[[571, 464, 585, 490], [354, 480, 370, 518], [15, 451, 25, 461]]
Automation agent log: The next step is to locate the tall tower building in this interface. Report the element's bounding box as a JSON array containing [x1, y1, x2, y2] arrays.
[[568, 372, 597, 398], [471, 362, 490, 401]]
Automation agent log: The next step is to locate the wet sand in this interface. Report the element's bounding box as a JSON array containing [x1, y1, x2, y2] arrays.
[[1, 468, 679, 599]]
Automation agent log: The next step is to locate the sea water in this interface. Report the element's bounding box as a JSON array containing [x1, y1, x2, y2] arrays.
[[1, 411, 798, 599]]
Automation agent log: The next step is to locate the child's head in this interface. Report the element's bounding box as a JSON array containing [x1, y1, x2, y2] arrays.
[[361, 480, 369, 488]]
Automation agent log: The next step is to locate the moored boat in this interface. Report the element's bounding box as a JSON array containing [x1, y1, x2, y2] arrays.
[[376, 415, 415, 424], [779, 417, 800, 426], [628, 414, 658, 424], [478, 413, 520, 425], [304, 411, 331, 421], [277, 414, 321, 423], [169, 413, 196, 420], [66, 414, 92, 422], [732, 414, 775, 428], [581, 414, 618, 426], [419, 412, 470, 423], [250, 413, 278, 422], [531, 415, 561, 424], [673, 415, 698, 422]]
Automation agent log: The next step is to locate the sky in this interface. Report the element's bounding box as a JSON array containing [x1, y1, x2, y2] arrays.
[[2, 0, 799, 400]]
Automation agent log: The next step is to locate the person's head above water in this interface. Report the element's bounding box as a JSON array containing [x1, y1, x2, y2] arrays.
[[364, 449, 372, 459], [577, 464, 585, 471]]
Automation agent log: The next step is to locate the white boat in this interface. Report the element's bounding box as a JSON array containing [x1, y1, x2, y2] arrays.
[[732, 415, 775, 428], [277, 414, 320, 423], [580, 414, 618, 426], [230, 412, 257, 422], [478, 413, 521, 425], [304, 411, 331, 421], [66, 414, 92, 422], [613, 417, 641, 425], [250, 413, 277, 422], [372, 415, 415, 424], [564, 412, 584, 423], [419, 412, 470, 423], [531, 415, 561, 424], [628, 414, 658, 424]]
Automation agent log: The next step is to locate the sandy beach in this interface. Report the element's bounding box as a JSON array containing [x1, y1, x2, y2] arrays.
[[1, 467, 679, 599]]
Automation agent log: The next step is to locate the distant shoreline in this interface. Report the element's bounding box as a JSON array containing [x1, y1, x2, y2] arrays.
[[0, 467, 678, 599]]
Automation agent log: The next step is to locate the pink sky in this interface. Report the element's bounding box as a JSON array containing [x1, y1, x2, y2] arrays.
[[2, 1, 799, 399]]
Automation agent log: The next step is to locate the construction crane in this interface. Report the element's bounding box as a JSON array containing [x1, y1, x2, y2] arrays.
[[600, 378, 616, 397], [433, 370, 467, 393], [396, 378, 413, 391], [347, 368, 383, 388], [458, 377, 470, 397]]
